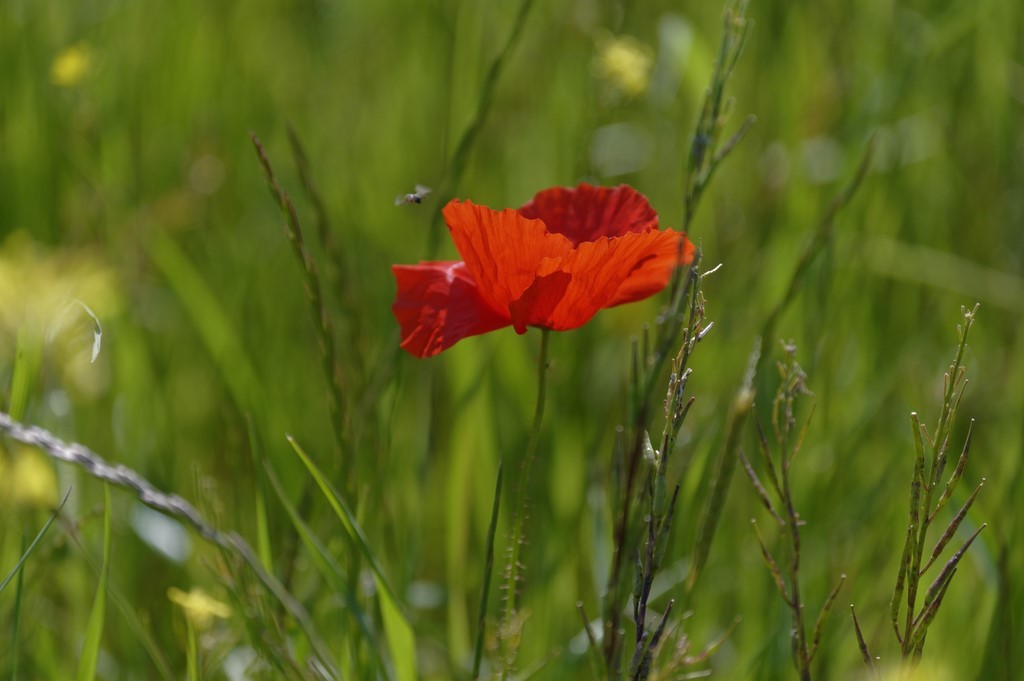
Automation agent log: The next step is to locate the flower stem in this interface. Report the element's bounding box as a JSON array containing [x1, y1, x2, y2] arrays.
[[500, 328, 551, 678]]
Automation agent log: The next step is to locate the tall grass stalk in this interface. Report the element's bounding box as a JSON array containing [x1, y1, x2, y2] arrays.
[[0, 412, 336, 675], [600, 3, 756, 669], [689, 136, 875, 598], [740, 346, 845, 681], [499, 328, 551, 679], [8, 531, 25, 681], [853, 304, 986, 677], [627, 256, 715, 680], [755, 137, 875, 376], [472, 461, 504, 679], [250, 132, 351, 484], [76, 484, 111, 681], [429, 0, 537, 256], [679, 0, 753, 235]]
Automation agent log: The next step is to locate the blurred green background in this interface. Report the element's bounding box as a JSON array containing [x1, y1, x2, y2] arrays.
[[1, 0, 1022, 678]]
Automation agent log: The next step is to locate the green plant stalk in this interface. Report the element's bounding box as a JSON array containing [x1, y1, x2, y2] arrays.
[[244, 416, 273, 573], [901, 306, 979, 660], [933, 308, 977, 454], [185, 619, 199, 681], [142, 229, 265, 420], [692, 138, 874, 603], [756, 137, 875, 376], [250, 132, 351, 486], [681, 0, 753, 234], [286, 435, 406, 610], [262, 459, 384, 675], [0, 490, 71, 595], [687, 338, 757, 596], [880, 305, 984, 673], [744, 351, 847, 680], [9, 530, 27, 681], [5, 499, 76, 679], [9, 327, 42, 422], [783, 456, 810, 681], [0, 412, 337, 674], [286, 126, 367, 409], [604, 259, 702, 674], [62, 514, 176, 681], [473, 461, 504, 679], [429, 0, 537, 257], [500, 328, 551, 679], [630, 264, 708, 680], [577, 603, 606, 678], [286, 126, 349, 315], [250, 135, 365, 669], [77, 484, 111, 681]]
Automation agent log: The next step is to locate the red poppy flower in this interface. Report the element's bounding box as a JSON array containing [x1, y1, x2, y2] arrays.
[[392, 183, 695, 358]]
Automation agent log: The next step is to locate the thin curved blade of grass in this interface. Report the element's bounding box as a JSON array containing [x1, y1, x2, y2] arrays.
[[0, 414, 334, 673], [143, 229, 264, 420], [428, 0, 537, 256], [250, 132, 350, 474], [77, 484, 112, 681], [809, 573, 846, 661], [286, 436, 417, 679], [9, 532, 27, 681], [576, 603, 605, 679], [472, 460, 504, 679], [245, 416, 273, 572], [185, 620, 199, 681], [9, 327, 42, 422], [0, 487, 72, 594], [66, 514, 176, 681], [687, 338, 757, 594], [756, 136, 875, 375], [378, 577, 417, 681], [262, 459, 383, 676], [285, 435, 402, 606], [107, 580, 176, 681]]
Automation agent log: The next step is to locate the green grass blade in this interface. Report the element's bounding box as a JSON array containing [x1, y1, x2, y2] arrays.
[[77, 484, 112, 681], [67, 511, 176, 681], [245, 416, 273, 572], [262, 459, 383, 675], [687, 339, 757, 595], [9, 327, 43, 422], [472, 460, 503, 679], [285, 435, 403, 608], [0, 488, 72, 594], [286, 436, 417, 679], [106, 582, 176, 681], [9, 531, 27, 681], [143, 229, 264, 419], [377, 575, 417, 681], [186, 620, 199, 681]]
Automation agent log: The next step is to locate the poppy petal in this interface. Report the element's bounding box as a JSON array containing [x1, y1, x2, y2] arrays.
[[510, 229, 684, 331], [609, 232, 695, 307], [443, 200, 573, 316], [518, 183, 658, 246], [392, 261, 510, 358], [508, 270, 572, 334]]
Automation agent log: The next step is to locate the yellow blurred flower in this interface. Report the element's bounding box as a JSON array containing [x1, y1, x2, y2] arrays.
[[167, 587, 232, 630], [0, 445, 59, 510], [51, 42, 93, 87], [593, 33, 654, 99]]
